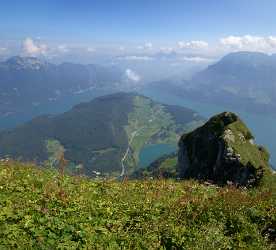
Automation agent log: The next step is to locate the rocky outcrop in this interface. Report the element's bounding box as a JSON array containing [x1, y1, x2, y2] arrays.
[[178, 112, 271, 186]]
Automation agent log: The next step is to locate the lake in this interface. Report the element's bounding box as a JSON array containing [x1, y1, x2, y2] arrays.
[[0, 89, 116, 131], [139, 144, 177, 168], [141, 89, 276, 169]]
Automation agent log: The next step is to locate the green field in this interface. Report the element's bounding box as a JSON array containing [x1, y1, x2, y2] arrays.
[[0, 161, 275, 249], [124, 96, 202, 172]]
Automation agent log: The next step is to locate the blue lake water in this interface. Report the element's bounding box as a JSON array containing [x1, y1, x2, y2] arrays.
[[141, 89, 276, 169], [0, 89, 116, 131], [139, 144, 177, 168]]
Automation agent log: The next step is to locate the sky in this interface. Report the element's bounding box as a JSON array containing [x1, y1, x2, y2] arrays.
[[0, 0, 276, 62]]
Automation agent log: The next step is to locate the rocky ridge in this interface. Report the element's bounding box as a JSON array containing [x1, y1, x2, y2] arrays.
[[178, 112, 271, 186]]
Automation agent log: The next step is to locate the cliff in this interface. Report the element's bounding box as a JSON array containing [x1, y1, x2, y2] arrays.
[[178, 112, 271, 186]]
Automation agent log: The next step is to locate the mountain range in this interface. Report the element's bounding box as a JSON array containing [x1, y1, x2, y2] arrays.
[[0, 56, 136, 130], [2, 51, 276, 131], [144, 52, 276, 114]]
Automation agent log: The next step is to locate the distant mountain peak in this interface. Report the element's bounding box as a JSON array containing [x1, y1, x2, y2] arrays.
[[218, 51, 276, 66], [5, 56, 49, 70], [223, 51, 268, 57]]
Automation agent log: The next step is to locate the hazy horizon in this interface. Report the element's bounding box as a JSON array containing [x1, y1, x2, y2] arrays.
[[1, 1, 276, 61]]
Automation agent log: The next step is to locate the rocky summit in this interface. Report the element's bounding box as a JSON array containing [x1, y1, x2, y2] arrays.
[[178, 112, 271, 186]]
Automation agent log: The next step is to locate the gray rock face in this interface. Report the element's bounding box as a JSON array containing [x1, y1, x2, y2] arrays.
[[178, 112, 271, 186]]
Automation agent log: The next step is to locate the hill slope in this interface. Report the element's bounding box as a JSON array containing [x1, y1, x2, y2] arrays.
[[0, 162, 275, 249], [0, 93, 204, 176]]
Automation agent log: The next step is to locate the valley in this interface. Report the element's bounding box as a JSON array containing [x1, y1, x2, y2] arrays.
[[0, 93, 204, 176], [1, 1, 276, 249]]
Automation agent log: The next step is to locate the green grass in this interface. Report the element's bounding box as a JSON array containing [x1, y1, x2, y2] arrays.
[[226, 120, 270, 171], [124, 96, 202, 171], [0, 161, 275, 249], [125, 96, 176, 166], [158, 157, 178, 176]]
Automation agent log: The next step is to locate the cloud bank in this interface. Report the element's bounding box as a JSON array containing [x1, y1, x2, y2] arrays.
[[220, 35, 276, 53], [138, 42, 153, 50], [180, 56, 213, 63], [118, 55, 154, 61], [11, 35, 276, 64]]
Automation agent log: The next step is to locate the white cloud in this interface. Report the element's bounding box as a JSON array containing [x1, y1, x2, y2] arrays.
[[267, 36, 276, 48], [118, 55, 154, 61], [178, 40, 208, 50], [56, 45, 96, 54], [144, 42, 153, 49], [57, 44, 69, 53], [125, 69, 141, 82], [159, 47, 174, 53], [220, 35, 276, 52], [22, 37, 48, 56], [180, 56, 213, 63], [137, 42, 153, 50]]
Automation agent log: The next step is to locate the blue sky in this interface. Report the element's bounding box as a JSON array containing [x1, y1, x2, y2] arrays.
[[1, 0, 276, 42], [0, 0, 276, 60]]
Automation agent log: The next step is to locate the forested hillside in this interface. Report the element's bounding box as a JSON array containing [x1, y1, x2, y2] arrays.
[[0, 93, 204, 176]]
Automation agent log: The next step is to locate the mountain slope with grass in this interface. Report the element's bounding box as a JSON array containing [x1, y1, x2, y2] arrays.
[[131, 152, 178, 179], [178, 111, 272, 186], [0, 161, 275, 249], [0, 93, 204, 176]]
